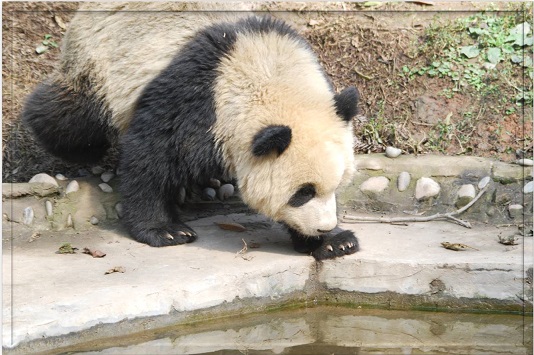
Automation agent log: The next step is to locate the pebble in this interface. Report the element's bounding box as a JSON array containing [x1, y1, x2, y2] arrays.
[[385, 146, 402, 158], [22, 207, 34, 226], [209, 178, 221, 189], [360, 176, 389, 193], [397, 172, 410, 192], [66, 214, 73, 228], [218, 184, 235, 201], [524, 181, 533, 194], [508, 204, 523, 219], [456, 184, 476, 208], [478, 176, 491, 189], [65, 180, 80, 194], [98, 183, 113, 193], [415, 177, 440, 201], [91, 166, 105, 175], [90, 216, 99, 225], [45, 200, 53, 217], [101, 171, 115, 183], [55, 174, 67, 181], [115, 203, 124, 218], [29, 173, 58, 187], [201, 187, 216, 201], [516, 159, 534, 167]]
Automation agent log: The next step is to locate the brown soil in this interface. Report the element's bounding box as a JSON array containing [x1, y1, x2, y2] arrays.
[[2, 2, 533, 183]]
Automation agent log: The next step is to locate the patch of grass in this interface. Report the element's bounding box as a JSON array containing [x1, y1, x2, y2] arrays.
[[403, 10, 533, 104]]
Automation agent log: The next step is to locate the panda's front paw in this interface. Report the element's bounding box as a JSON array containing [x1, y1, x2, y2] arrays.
[[133, 222, 198, 247], [311, 230, 359, 261]]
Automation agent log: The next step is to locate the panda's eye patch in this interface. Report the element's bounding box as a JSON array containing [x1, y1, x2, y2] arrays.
[[288, 183, 316, 207]]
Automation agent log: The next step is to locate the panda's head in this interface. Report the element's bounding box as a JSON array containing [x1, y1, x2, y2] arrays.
[[210, 20, 360, 236], [237, 86, 359, 237]]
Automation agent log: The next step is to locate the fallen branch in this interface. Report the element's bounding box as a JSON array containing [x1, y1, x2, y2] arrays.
[[342, 185, 489, 229]]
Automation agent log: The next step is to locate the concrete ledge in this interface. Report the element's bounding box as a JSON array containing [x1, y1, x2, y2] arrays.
[[3, 214, 532, 352]]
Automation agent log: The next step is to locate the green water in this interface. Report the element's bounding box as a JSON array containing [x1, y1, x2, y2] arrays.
[[53, 307, 532, 355]]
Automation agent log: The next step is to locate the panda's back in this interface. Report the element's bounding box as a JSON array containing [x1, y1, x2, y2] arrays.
[[61, 3, 250, 132]]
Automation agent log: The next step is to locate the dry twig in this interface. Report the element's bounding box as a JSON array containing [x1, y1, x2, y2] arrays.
[[342, 185, 489, 228]]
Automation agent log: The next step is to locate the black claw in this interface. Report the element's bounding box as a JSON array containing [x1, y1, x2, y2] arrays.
[[131, 222, 198, 247], [311, 230, 360, 261], [287, 226, 359, 260]]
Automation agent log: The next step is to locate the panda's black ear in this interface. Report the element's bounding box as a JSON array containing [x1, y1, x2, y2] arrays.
[[334, 86, 360, 122], [252, 125, 292, 157]]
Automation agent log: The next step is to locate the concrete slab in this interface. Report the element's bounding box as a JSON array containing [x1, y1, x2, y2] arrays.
[[2, 213, 532, 352]]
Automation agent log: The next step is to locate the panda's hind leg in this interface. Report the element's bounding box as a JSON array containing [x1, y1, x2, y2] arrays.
[[22, 78, 115, 164], [288, 227, 359, 260]]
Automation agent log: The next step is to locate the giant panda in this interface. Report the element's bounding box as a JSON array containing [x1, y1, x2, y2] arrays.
[[22, 3, 361, 260]]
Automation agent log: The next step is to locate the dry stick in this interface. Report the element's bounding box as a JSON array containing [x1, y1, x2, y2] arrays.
[[342, 186, 489, 229]]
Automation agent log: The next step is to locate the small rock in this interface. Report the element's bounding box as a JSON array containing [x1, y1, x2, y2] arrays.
[[360, 176, 389, 193], [456, 184, 476, 208], [524, 181, 534, 194], [209, 178, 221, 189], [98, 183, 113, 193], [415, 177, 440, 201], [66, 214, 74, 228], [385, 146, 401, 158], [178, 186, 186, 205], [65, 180, 79, 194], [516, 159, 534, 166], [55, 174, 67, 181], [201, 187, 216, 201], [397, 172, 411, 192], [218, 184, 235, 201], [478, 176, 491, 189], [508, 204, 523, 219], [101, 171, 115, 183], [22, 207, 34, 226], [29, 173, 58, 187], [90, 216, 99, 225], [115, 203, 124, 218], [91, 166, 105, 175], [45, 200, 53, 217]]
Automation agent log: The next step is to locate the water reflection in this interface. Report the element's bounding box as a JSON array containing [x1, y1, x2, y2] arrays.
[[73, 307, 531, 355]]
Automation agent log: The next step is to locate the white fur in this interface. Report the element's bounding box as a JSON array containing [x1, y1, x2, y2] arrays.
[[59, 2, 250, 132]]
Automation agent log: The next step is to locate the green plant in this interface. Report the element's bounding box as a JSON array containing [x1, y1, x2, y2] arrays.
[[404, 11, 533, 105], [35, 34, 59, 54]]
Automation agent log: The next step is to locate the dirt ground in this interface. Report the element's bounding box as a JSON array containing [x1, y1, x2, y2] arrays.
[[2, 2, 533, 183]]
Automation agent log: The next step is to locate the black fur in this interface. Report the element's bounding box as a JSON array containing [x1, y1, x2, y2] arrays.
[[334, 86, 360, 122], [252, 125, 292, 157], [119, 17, 303, 247], [288, 183, 316, 207], [288, 227, 360, 260], [22, 78, 115, 163]]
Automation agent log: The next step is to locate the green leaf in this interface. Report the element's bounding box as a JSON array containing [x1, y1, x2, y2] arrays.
[[486, 47, 501, 64], [524, 56, 533, 68], [459, 45, 480, 59], [44, 34, 52, 40], [511, 55, 523, 64]]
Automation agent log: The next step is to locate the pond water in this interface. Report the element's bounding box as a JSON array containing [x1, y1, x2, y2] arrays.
[[57, 307, 531, 355]]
